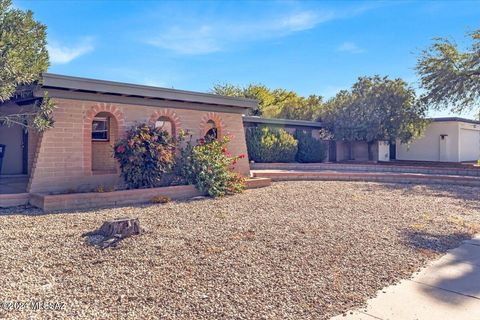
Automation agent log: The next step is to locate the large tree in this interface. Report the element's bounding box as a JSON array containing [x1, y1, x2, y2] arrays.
[[321, 76, 428, 159], [0, 0, 54, 131], [416, 29, 480, 116], [212, 83, 323, 121]]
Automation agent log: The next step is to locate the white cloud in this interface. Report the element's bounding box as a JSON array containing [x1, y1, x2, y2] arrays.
[[277, 11, 330, 32], [47, 38, 94, 64], [337, 41, 365, 54], [146, 10, 334, 55], [148, 25, 220, 55]]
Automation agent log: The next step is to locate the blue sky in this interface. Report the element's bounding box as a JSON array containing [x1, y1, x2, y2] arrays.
[[15, 0, 480, 118]]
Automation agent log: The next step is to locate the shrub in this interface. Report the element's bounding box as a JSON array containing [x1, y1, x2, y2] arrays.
[[114, 124, 176, 189], [245, 127, 298, 162], [151, 195, 171, 204], [295, 130, 328, 163], [181, 136, 246, 197]]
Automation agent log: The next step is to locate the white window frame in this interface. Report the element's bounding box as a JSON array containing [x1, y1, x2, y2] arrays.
[[92, 117, 109, 141]]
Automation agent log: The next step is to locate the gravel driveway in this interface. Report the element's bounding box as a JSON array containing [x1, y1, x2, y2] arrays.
[[0, 181, 479, 319]]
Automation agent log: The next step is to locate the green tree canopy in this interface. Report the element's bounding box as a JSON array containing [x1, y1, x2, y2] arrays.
[[0, 0, 53, 131], [416, 29, 480, 115], [321, 76, 428, 145], [212, 83, 323, 121]]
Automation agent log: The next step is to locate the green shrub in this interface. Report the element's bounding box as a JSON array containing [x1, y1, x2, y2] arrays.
[[245, 127, 298, 162], [181, 136, 246, 197], [294, 130, 328, 163], [114, 124, 176, 189]]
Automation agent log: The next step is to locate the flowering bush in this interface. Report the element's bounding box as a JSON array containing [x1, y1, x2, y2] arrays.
[[114, 124, 176, 189], [181, 136, 246, 197]]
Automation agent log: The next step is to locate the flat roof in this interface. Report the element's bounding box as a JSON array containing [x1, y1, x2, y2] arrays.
[[40, 73, 257, 110], [243, 116, 324, 128], [430, 117, 480, 125]]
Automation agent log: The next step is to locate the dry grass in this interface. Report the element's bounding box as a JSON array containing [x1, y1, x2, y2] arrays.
[[0, 181, 479, 319]]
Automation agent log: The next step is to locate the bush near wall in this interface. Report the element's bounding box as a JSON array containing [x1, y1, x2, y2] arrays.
[[245, 127, 298, 163], [114, 124, 176, 189], [295, 130, 328, 163], [181, 136, 246, 197]]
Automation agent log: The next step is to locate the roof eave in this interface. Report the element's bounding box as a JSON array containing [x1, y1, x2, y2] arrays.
[[40, 73, 257, 110]]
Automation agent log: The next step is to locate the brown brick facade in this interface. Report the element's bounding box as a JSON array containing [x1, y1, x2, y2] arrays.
[[27, 98, 250, 193]]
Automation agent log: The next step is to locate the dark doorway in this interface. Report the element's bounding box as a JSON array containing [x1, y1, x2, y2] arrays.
[[389, 142, 396, 160], [328, 140, 337, 162], [22, 129, 28, 174]]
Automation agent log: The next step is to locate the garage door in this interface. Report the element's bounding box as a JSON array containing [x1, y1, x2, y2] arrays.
[[460, 128, 480, 162]]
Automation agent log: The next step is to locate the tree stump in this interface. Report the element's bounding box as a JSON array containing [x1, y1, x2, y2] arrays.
[[83, 217, 141, 249]]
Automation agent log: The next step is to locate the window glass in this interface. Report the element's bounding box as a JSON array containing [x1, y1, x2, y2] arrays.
[[155, 117, 174, 136], [92, 117, 109, 141]]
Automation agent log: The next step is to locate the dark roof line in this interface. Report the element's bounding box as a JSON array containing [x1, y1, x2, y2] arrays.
[[243, 116, 324, 128], [430, 117, 480, 125], [41, 73, 257, 109]]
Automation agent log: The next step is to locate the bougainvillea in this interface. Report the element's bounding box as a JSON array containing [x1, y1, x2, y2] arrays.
[[113, 124, 176, 189], [181, 136, 246, 197]]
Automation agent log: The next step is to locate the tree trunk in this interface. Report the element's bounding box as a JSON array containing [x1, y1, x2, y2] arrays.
[[83, 218, 141, 249]]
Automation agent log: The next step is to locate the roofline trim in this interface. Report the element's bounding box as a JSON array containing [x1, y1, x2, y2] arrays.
[[429, 117, 480, 125], [41, 73, 257, 109], [243, 116, 324, 128]]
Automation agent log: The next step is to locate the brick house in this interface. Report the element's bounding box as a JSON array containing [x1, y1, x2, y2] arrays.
[[0, 73, 255, 205]]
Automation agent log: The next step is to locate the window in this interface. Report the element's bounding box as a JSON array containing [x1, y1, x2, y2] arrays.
[[92, 117, 109, 141], [155, 117, 174, 135], [204, 120, 218, 142]]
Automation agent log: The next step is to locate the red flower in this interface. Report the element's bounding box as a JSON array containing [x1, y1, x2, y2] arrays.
[[239, 154, 246, 159], [199, 138, 206, 145], [116, 145, 126, 153]]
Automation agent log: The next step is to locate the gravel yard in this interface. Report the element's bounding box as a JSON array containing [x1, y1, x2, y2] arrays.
[[1, 181, 479, 319]]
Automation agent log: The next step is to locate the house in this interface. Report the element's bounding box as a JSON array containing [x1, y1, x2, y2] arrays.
[[0, 73, 255, 204], [243, 116, 480, 163], [395, 117, 480, 162]]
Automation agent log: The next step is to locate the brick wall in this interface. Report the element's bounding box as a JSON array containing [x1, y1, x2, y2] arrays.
[[28, 98, 250, 193]]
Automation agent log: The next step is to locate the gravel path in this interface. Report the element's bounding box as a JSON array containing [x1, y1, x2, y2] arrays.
[[0, 181, 479, 319]]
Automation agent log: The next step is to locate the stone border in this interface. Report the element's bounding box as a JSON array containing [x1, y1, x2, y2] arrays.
[[0, 193, 30, 208], [250, 162, 480, 177], [252, 170, 480, 187], [27, 178, 272, 212]]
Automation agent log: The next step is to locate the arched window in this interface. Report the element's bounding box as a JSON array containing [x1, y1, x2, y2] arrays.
[[154, 116, 175, 137], [204, 120, 218, 142], [91, 111, 118, 173]]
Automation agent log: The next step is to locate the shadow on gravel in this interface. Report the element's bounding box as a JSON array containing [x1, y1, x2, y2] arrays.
[[404, 230, 472, 254], [404, 230, 480, 305], [363, 182, 480, 211]]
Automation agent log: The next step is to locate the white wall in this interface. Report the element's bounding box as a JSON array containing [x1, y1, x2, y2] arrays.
[[377, 141, 390, 161], [459, 122, 480, 161], [396, 122, 460, 162]]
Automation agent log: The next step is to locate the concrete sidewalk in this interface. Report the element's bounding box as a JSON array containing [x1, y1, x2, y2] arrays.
[[332, 236, 480, 320]]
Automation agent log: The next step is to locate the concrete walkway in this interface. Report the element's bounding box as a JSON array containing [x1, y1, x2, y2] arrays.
[[332, 235, 480, 320]]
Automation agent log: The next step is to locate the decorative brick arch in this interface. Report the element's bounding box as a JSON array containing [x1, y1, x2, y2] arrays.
[[84, 103, 125, 174], [148, 109, 181, 136], [200, 112, 226, 138]]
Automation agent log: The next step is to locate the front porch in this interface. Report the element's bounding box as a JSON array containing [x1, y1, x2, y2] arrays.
[[0, 175, 29, 208], [0, 175, 28, 194]]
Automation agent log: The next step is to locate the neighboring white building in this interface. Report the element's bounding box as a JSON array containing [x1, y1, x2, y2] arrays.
[[396, 117, 480, 162]]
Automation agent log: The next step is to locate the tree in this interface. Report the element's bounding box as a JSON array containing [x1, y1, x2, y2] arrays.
[[416, 29, 480, 115], [0, 0, 54, 131], [321, 76, 428, 160], [212, 83, 323, 120]]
